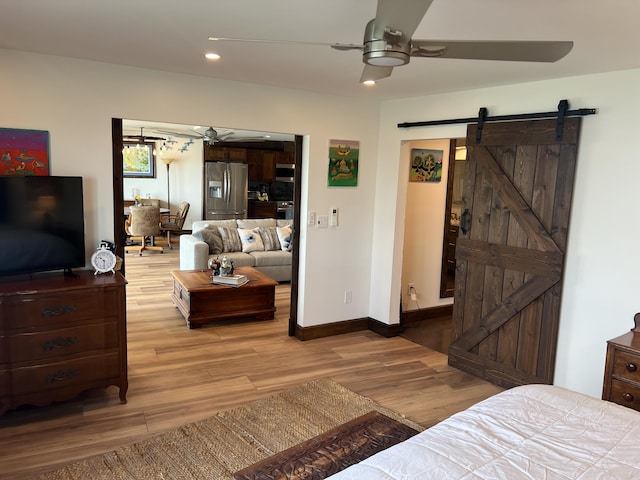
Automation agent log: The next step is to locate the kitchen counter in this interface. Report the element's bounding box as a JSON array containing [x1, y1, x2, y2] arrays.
[[248, 200, 277, 219]]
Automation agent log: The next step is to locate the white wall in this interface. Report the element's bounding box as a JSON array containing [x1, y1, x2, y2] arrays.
[[375, 69, 640, 397], [401, 139, 453, 311], [0, 49, 379, 331], [123, 140, 203, 229]]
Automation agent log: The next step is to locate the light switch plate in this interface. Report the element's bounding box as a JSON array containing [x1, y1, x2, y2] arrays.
[[317, 215, 328, 228]]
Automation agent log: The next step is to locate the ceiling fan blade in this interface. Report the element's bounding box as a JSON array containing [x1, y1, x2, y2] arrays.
[[374, 0, 434, 39], [209, 36, 360, 51], [360, 64, 393, 82], [154, 129, 202, 139], [410, 40, 574, 62]]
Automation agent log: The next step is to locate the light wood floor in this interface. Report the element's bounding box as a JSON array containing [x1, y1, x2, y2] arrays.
[[0, 240, 502, 479]]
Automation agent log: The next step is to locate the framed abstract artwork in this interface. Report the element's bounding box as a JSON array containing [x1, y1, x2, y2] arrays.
[[123, 142, 156, 178], [409, 148, 443, 183], [328, 139, 359, 187], [0, 128, 50, 176]]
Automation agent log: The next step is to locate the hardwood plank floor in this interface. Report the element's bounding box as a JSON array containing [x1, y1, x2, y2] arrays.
[[0, 239, 502, 479]]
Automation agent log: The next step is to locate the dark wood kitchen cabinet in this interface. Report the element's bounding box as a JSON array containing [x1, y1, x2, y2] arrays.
[[0, 271, 128, 415], [204, 145, 247, 162], [247, 150, 276, 183]]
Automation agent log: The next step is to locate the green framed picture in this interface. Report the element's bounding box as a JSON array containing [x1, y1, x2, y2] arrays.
[[409, 148, 443, 183], [328, 139, 359, 187]]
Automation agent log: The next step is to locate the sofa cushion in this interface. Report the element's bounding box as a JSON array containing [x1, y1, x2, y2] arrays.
[[237, 218, 277, 229], [217, 252, 255, 268], [192, 227, 224, 254], [218, 226, 242, 252], [238, 228, 265, 253], [250, 250, 292, 267], [256, 226, 281, 251], [192, 219, 238, 233], [276, 225, 292, 251]]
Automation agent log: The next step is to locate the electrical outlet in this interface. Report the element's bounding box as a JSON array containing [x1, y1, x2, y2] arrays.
[[308, 210, 316, 225], [344, 290, 352, 303], [407, 283, 415, 295]]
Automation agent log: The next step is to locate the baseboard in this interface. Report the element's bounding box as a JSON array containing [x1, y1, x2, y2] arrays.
[[401, 304, 453, 326], [293, 316, 404, 341], [294, 318, 369, 341]]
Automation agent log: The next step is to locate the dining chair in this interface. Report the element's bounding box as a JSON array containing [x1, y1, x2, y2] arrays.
[[160, 201, 190, 249], [126, 205, 164, 255]]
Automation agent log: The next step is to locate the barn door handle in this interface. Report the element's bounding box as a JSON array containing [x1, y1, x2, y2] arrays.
[[460, 209, 471, 235]]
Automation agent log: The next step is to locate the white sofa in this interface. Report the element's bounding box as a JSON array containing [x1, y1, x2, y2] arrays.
[[179, 218, 293, 282]]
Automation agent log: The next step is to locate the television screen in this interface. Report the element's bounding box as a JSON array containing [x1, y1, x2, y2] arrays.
[[0, 176, 85, 277]]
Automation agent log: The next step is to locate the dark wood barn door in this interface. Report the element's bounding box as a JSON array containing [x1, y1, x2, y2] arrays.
[[448, 117, 581, 389]]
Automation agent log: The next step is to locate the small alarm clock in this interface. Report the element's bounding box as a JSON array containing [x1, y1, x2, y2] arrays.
[[91, 245, 117, 275]]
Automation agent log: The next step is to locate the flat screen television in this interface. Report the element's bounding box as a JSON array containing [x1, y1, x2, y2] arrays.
[[0, 176, 86, 277]]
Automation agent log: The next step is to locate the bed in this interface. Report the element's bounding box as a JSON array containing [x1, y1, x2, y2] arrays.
[[328, 384, 640, 479]]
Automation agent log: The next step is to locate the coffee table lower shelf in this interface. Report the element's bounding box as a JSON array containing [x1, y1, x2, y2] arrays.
[[171, 267, 278, 329]]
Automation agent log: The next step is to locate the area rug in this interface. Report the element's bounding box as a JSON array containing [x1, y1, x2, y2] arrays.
[[40, 378, 424, 480], [233, 410, 420, 480]]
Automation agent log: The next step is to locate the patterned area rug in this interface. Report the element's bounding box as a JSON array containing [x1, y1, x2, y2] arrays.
[[40, 378, 424, 480], [233, 411, 420, 480]]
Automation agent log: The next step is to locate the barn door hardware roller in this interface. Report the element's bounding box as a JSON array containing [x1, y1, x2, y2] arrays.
[[397, 99, 597, 142]]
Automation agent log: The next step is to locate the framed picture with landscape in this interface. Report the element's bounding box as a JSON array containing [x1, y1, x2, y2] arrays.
[[123, 142, 155, 178]]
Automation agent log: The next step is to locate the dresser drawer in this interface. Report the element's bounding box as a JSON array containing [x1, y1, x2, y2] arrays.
[[609, 379, 640, 412], [611, 349, 640, 383], [7, 322, 119, 364], [2, 290, 120, 328], [11, 353, 120, 396]]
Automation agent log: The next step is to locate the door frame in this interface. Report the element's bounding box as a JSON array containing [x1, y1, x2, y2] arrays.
[[111, 118, 302, 336]]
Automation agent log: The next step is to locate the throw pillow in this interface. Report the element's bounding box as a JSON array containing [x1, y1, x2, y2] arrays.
[[192, 227, 224, 254], [256, 226, 281, 251], [276, 225, 292, 251], [217, 226, 242, 253], [238, 228, 265, 253]]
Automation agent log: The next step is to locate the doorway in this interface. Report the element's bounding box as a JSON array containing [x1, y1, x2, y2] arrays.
[[111, 118, 302, 335]]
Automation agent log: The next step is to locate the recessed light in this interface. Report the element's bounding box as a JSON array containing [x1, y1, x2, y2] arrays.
[[205, 53, 221, 60], [362, 80, 376, 86]]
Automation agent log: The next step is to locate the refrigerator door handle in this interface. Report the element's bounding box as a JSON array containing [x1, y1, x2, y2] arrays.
[[223, 166, 229, 204]]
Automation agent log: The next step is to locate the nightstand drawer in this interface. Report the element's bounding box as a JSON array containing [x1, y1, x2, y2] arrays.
[[611, 350, 640, 383], [609, 379, 640, 412]]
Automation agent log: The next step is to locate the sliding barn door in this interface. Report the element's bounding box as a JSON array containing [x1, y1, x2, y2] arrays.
[[448, 117, 581, 389]]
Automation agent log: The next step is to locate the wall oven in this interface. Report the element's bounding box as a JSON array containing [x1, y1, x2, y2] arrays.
[[275, 163, 295, 182]]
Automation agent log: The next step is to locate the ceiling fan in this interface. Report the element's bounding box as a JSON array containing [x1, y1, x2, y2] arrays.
[[209, 0, 573, 83], [154, 126, 237, 145], [123, 127, 166, 143]]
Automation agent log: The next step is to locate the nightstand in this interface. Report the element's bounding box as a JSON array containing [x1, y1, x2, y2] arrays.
[[602, 313, 640, 411]]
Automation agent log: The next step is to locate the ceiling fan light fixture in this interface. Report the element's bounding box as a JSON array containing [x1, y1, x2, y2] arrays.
[[362, 79, 376, 86], [205, 53, 221, 60]]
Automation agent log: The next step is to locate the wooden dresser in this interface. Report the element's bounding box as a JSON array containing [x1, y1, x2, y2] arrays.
[[602, 313, 640, 411], [0, 270, 128, 415]]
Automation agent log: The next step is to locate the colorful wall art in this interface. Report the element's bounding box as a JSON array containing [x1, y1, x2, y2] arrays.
[[328, 139, 359, 187], [409, 148, 443, 183], [0, 128, 50, 176]]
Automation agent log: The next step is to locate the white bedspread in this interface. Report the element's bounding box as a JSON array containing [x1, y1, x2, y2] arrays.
[[328, 384, 640, 479]]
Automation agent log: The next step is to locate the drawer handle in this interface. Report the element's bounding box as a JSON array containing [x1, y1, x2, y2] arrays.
[[45, 369, 79, 384], [626, 363, 638, 373], [43, 336, 79, 351], [41, 304, 77, 318], [622, 392, 635, 403]]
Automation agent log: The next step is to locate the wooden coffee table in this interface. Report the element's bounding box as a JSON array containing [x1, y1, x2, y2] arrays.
[[170, 266, 278, 329]]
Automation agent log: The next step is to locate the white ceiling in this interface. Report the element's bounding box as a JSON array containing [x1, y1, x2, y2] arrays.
[[2, 1, 639, 101]]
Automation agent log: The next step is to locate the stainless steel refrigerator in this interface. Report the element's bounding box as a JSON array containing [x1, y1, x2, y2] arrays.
[[204, 162, 248, 220]]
